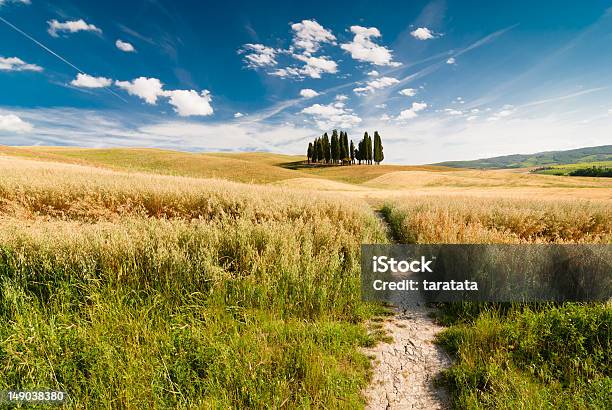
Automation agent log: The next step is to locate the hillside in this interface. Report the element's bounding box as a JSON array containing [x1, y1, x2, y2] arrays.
[[0, 146, 451, 185], [434, 145, 612, 169], [0, 146, 305, 184]]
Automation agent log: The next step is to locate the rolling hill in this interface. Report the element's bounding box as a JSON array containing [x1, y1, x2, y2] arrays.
[[434, 145, 612, 169]]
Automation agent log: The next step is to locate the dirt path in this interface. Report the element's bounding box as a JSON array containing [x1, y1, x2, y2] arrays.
[[363, 211, 452, 409]]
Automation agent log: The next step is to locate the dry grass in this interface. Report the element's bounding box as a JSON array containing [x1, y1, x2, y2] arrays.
[[381, 196, 611, 244], [0, 156, 367, 226], [381, 196, 611, 409], [0, 146, 306, 184], [291, 164, 454, 184], [0, 156, 388, 408]]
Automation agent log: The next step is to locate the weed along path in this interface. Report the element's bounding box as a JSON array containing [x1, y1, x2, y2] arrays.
[[363, 211, 452, 409]]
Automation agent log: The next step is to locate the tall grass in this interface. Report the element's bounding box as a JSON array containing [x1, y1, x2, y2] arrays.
[[0, 159, 388, 408], [381, 196, 611, 409], [381, 196, 611, 244]]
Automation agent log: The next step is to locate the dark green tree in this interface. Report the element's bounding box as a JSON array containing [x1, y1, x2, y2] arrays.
[[350, 140, 355, 164], [373, 131, 384, 164], [362, 132, 370, 164], [307, 142, 313, 164], [342, 132, 350, 163], [322, 133, 331, 164], [331, 130, 339, 164], [357, 139, 364, 164], [339, 131, 346, 164], [316, 137, 324, 163]]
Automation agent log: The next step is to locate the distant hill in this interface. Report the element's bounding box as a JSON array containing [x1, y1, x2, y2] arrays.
[[0, 146, 450, 185], [434, 145, 612, 169]]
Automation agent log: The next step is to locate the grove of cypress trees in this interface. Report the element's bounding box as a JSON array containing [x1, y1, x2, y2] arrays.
[[307, 131, 380, 166]]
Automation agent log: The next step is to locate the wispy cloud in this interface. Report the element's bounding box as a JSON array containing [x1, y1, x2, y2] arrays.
[[47, 19, 102, 37], [0, 56, 42, 72]]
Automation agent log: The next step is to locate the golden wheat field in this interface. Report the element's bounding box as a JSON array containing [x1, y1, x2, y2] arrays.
[[0, 148, 610, 409]]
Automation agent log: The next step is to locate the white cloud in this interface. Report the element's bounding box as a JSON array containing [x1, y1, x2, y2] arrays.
[[302, 103, 345, 117], [301, 102, 362, 130], [446, 57, 456, 65], [398, 88, 417, 97], [367, 70, 380, 76], [47, 19, 102, 37], [0, 0, 31, 6], [410, 27, 435, 40], [397, 102, 427, 120], [115, 39, 135, 52], [380, 114, 391, 121], [466, 115, 479, 121], [300, 88, 319, 98], [234, 112, 244, 118], [290, 19, 336, 55], [239, 44, 278, 68], [487, 105, 516, 121], [293, 54, 337, 78], [163, 89, 213, 117], [271, 55, 337, 79], [0, 113, 32, 133], [445, 108, 463, 116], [115, 77, 165, 104], [0, 56, 42, 72], [375, 103, 387, 109], [353, 76, 399, 95], [341, 25, 401, 66], [270, 67, 300, 78], [335, 94, 348, 101], [70, 73, 112, 88], [241, 20, 336, 80]]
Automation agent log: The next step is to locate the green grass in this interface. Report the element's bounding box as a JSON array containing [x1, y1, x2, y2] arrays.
[[0, 160, 390, 408], [437, 303, 611, 409], [534, 161, 612, 176], [380, 198, 611, 409], [435, 145, 612, 169]]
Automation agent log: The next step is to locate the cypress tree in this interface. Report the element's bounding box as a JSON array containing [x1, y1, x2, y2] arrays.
[[307, 142, 313, 164], [323, 133, 331, 164], [342, 132, 349, 163], [331, 130, 339, 164], [339, 131, 346, 165], [373, 131, 384, 164], [350, 140, 355, 164], [362, 132, 370, 164], [316, 137, 324, 163], [357, 139, 363, 164]]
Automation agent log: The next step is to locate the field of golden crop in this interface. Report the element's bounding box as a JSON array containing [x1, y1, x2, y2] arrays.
[[381, 197, 611, 409], [0, 148, 610, 409], [0, 156, 390, 408]]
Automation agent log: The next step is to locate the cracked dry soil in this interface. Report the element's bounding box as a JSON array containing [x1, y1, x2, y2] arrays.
[[363, 304, 452, 410]]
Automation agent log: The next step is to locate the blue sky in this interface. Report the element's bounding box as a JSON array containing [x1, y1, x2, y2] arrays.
[[1, 0, 611, 163]]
